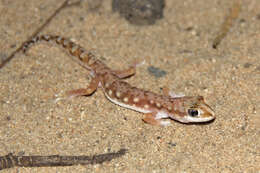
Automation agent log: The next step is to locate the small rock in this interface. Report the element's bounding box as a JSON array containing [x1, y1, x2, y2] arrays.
[[147, 66, 167, 78], [112, 0, 165, 25]]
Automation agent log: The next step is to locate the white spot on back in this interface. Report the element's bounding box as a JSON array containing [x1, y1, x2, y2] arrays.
[[133, 97, 139, 103], [156, 102, 161, 108], [144, 104, 149, 109], [105, 83, 110, 88], [116, 91, 121, 98], [108, 90, 113, 96], [123, 97, 128, 103]]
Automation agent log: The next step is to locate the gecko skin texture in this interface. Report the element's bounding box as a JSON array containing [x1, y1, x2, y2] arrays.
[[22, 35, 215, 126]]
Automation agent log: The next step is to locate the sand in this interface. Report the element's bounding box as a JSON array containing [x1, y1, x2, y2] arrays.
[[0, 0, 259, 172]]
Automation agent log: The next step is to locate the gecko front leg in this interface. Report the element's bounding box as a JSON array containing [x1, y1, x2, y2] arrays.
[[143, 112, 171, 126], [65, 76, 100, 98], [55, 76, 100, 102]]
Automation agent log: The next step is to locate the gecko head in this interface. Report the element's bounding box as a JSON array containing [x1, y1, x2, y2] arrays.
[[183, 96, 215, 123]]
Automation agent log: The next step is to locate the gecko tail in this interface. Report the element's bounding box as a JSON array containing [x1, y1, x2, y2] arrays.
[[22, 35, 97, 68]]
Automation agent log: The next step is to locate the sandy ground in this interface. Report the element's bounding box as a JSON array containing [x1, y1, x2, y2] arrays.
[[0, 0, 259, 172]]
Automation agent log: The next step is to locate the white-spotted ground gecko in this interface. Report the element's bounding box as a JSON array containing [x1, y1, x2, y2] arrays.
[[22, 35, 215, 126]]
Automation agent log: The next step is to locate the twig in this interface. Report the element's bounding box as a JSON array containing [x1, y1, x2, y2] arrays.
[[212, 0, 241, 49], [0, 149, 127, 170], [0, 0, 82, 69]]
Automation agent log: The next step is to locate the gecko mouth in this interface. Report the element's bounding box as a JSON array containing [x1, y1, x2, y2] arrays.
[[185, 116, 215, 123]]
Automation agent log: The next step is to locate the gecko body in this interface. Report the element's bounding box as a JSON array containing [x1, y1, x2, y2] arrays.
[[22, 35, 215, 126]]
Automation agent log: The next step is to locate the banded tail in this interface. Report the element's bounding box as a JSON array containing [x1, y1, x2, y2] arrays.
[[22, 35, 97, 69]]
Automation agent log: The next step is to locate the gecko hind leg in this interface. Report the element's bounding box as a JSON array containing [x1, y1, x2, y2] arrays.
[[113, 66, 136, 79], [113, 59, 145, 79], [162, 87, 185, 98], [55, 76, 100, 102], [142, 113, 171, 126]]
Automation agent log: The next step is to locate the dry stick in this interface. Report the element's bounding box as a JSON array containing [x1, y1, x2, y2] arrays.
[[212, 0, 241, 49], [0, 0, 81, 69], [0, 149, 127, 170]]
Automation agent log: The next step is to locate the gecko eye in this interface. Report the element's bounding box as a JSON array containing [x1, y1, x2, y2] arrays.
[[188, 109, 199, 117]]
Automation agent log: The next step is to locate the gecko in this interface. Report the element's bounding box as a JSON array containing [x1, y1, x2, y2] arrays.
[[22, 35, 215, 126]]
